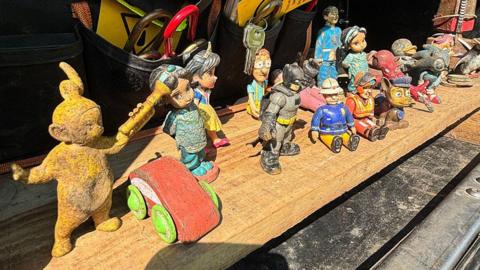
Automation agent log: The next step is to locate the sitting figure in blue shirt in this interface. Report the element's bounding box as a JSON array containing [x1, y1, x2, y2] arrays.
[[311, 78, 360, 153]]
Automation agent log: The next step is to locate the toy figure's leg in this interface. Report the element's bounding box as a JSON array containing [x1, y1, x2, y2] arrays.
[[52, 206, 88, 257], [328, 64, 337, 81], [320, 134, 343, 153], [180, 148, 207, 176], [355, 118, 380, 141], [280, 124, 300, 156], [92, 192, 121, 232], [260, 123, 285, 174], [341, 132, 360, 151]]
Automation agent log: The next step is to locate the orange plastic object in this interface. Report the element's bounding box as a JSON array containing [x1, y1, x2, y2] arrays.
[[129, 156, 220, 242]]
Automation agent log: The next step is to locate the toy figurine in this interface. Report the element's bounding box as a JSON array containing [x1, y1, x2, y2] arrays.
[[184, 44, 229, 148], [345, 73, 389, 141], [391, 38, 417, 73], [151, 65, 219, 183], [299, 58, 327, 111], [340, 26, 369, 93], [375, 78, 415, 130], [371, 50, 433, 112], [455, 44, 480, 75], [10, 62, 171, 257], [247, 49, 271, 119], [311, 78, 360, 153], [314, 6, 342, 85], [258, 63, 303, 174]]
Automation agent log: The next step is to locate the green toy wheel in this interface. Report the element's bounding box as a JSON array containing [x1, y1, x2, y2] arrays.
[[127, 185, 147, 220], [198, 181, 220, 209], [151, 204, 177, 243]]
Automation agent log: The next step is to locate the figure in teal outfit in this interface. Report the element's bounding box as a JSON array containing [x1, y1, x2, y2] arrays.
[[314, 6, 342, 86], [150, 64, 220, 183], [340, 26, 368, 93]]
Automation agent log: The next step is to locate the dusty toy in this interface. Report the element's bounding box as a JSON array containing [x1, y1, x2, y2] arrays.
[[185, 43, 229, 148], [247, 49, 271, 119], [340, 26, 369, 94], [408, 44, 449, 104], [258, 63, 304, 174], [314, 6, 342, 85], [371, 50, 433, 112], [345, 73, 389, 141], [375, 78, 415, 130], [311, 78, 360, 153], [455, 44, 480, 75], [10, 62, 171, 257], [152, 64, 220, 183], [299, 58, 327, 111], [391, 38, 417, 73], [127, 156, 220, 243]]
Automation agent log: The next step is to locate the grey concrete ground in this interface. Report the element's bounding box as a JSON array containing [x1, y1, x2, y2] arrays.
[[229, 136, 480, 270]]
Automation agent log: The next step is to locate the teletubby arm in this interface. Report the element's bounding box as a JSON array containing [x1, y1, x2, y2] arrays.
[[96, 133, 130, 155], [11, 151, 55, 184]]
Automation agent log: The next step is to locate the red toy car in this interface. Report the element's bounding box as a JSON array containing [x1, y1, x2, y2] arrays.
[[126, 156, 221, 243]]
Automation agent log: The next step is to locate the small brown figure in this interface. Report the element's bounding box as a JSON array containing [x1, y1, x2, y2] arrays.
[[374, 78, 415, 130], [10, 62, 171, 257]]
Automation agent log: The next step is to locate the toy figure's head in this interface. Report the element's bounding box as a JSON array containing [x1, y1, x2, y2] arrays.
[[150, 65, 193, 109], [252, 49, 271, 83], [342, 26, 367, 53], [49, 62, 104, 145], [372, 50, 404, 80], [323, 6, 339, 26], [381, 78, 414, 108], [282, 62, 304, 92], [184, 43, 220, 90], [354, 72, 376, 100], [320, 78, 343, 104], [391, 38, 417, 56]]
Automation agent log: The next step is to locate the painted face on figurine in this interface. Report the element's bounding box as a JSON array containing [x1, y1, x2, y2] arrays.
[[324, 9, 339, 25], [388, 87, 413, 108], [167, 78, 194, 109], [349, 32, 367, 53], [252, 50, 271, 83], [193, 67, 217, 89], [324, 93, 340, 104]]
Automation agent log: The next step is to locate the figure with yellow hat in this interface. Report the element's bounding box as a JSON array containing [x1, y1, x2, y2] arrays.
[[311, 78, 360, 153]]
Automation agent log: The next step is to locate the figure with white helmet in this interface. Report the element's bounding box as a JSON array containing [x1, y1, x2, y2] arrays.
[[258, 63, 304, 174], [345, 72, 389, 141], [311, 78, 360, 153]]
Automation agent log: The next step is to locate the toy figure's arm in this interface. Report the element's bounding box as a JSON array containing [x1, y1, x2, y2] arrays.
[[193, 89, 202, 106], [314, 34, 323, 62], [342, 54, 352, 68], [344, 97, 356, 117], [344, 106, 356, 134], [259, 93, 285, 141], [96, 133, 130, 155], [247, 83, 259, 116], [310, 108, 323, 138], [162, 111, 177, 136], [11, 153, 54, 184]]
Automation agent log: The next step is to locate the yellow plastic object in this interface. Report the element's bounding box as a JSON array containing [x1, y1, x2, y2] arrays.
[[96, 0, 184, 54], [274, 0, 313, 19], [10, 62, 171, 257]]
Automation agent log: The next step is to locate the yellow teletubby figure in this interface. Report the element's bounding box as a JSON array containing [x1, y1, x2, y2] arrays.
[[10, 62, 170, 257]]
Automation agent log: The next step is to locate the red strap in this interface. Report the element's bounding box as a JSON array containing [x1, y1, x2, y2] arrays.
[[163, 5, 199, 58]]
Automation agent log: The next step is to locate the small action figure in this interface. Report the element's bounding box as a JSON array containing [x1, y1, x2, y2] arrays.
[[258, 63, 303, 174], [341, 26, 369, 93], [151, 65, 219, 183], [345, 72, 389, 141], [391, 38, 418, 73], [314, 6, 342, 85], [185, 44, 229, 148], [311, 78, 360, 153], [375, 78, 415, 130], [247, 49, 271, 119], [11, 62, 172, 257]]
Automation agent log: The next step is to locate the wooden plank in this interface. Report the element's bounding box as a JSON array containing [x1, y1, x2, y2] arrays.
[[1, 82, 480, 270], [446, 110, 480, 145]]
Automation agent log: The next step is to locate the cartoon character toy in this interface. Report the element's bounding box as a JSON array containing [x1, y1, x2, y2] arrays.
[[314, 6, 342, 85], [10, 62, 172, 257], [151, 65, 220, 183], [185, 43, 229, 148], [311, 78, 360, 153], [258, 63, 304, 174], [375, 78, 415, 130], [340, 26, 369, 94], [344, 72, 389, 142], [391, 38, 417, 72], [247, 48, 271, 119]]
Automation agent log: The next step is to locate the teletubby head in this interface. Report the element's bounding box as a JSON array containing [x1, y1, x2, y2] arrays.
[[381, 78, 414, 108], [323, 6, 339, 26], [49, 62, 104, 145], [252, 49, 271, 83], [342, 26, 367, 53], [150, 65, 193, 109], [184, 43, 220, 90]]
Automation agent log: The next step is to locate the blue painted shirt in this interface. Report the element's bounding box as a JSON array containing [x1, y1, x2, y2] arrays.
[[342, 52, 369, 92], [314, 25, 342, 62], [247, 80, 267, 104], [311, 103, 355, 135], [194, 88, 210, 105]]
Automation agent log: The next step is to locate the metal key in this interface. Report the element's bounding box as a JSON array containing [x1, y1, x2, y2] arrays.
[[243, 21, 266, 75]]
